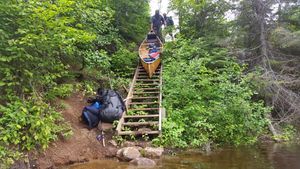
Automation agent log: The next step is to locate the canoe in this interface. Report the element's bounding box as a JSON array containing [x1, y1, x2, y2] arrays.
[[139, 32, 163, 78]]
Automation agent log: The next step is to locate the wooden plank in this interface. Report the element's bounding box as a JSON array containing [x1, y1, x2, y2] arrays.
[[134, 88, 160, 91], [129, 102, 159, 105], [118, 130, 160, 136], [134, 91, 160, 94], [137, 76, 160, 79], [136, 79, 160, 82], [136, 77, 160, 80], [159, 64, 163, 133], [134, 83, 159, 86], [128, 108, 159, 111], [124, 114, 159, 118], [132, 96, 159, 99], [123, 121, 159, 126]]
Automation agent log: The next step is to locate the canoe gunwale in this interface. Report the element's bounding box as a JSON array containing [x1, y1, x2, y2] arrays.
[[140, 57, 160, 64], [138, 34, 163, 78]]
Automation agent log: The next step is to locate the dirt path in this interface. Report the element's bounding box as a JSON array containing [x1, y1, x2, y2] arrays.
[[36, 93, 118, 169]]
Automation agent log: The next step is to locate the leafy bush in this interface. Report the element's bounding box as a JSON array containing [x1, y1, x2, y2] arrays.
[[110, 43, 137, 77], [108, 0, 150, 42], [45, 84, 74, 101], [159, 38, 270, 148], [0, 0, 149, 168], [0, 0, 117, 102], [0, 98, 72, 167], [273, 124, 297, 142]]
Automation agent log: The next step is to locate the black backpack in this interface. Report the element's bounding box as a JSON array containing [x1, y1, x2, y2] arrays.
[[166, 17, 174, 26], [97, 89, 126, 123]]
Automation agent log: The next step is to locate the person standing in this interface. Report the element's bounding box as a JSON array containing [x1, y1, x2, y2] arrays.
[[151, 10, 165, 42], [163, 13, 174, 40]]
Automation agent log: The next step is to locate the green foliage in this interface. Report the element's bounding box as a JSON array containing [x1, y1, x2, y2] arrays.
[[0, 98, 72, 167], [112, 135, 125, 145], [109, 0, 150, 42], [0, 1, 124, 167], [271, 27, 300, 55], [158, 38, 270, 148], [281, 5, 300, 31], [110, 43, 137, 77], [0, 0, 117, 101], [170, 0, 230, 39], [0, 0, 148, 167], [273, 124, 297, 142], [0, 146, 22, 169], [45, 84, 74, 101]]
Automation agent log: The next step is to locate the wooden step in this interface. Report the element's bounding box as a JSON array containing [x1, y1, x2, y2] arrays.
[[136, 77, 160, 80], [132, 96, 159, 99], [138, 72, 160, 75], [129, 102, 159, 105], [123, 121, 159, 126], [135, 84, 159, 87], [118, 130, 160, 136], [134, 88, 160, 91], [138, 76, 160, 79], [134, 92, 160, 94], [139, 69, 160, 72], [136, 79, 160, 82], [128, 108, 159, 111], [124, 114, 159, 118]]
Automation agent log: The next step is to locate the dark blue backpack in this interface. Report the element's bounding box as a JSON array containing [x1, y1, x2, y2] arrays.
[[82, 102, 102, 129], [82, 89, 125, 129]]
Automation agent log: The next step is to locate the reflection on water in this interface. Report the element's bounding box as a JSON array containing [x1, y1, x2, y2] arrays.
[[65, 144, 300, 169]]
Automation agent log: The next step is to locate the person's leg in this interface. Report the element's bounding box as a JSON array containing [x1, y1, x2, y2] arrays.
[[163, 26, 170, 41], [153, 28, 159, 36], [169, 32, 174, 40], [169, 26, 174, 40], [153, 27, 164, 43], [158, 28, 164, 43]]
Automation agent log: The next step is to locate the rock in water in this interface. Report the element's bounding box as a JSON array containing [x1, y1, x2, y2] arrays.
[[117, 147, 141, 161], [144, 147, 164, 158], [116, 148, 124, 160], [130, 157, 156, 166]]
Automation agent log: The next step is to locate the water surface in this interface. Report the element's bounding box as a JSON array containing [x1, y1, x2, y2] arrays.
[[66, 144, 300, 169]]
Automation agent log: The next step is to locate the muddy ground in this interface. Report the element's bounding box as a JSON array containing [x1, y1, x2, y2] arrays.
[[36, 93, 118, 169]]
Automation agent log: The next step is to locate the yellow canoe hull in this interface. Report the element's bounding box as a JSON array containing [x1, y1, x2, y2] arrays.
[[138, 33, 163, 78], [141, 57, 161, 78]]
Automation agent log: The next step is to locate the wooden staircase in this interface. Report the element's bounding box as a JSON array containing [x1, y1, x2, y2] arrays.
[[116, 63, 163, 136]]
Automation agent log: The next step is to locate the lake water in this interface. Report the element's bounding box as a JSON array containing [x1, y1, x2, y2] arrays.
[[65, 143, 300, 169]]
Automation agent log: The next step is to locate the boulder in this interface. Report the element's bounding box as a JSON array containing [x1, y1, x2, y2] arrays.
[[123, 141, 136, 147], [143, 147, 164, 158], [105, 147, 118, 158], [116, 148, 124, 160], [130, 157, 156, 166], [117, 147, 141, 161]]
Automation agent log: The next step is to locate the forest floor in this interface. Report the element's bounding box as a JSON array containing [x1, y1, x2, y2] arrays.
[[36, 92, 118, 169]]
